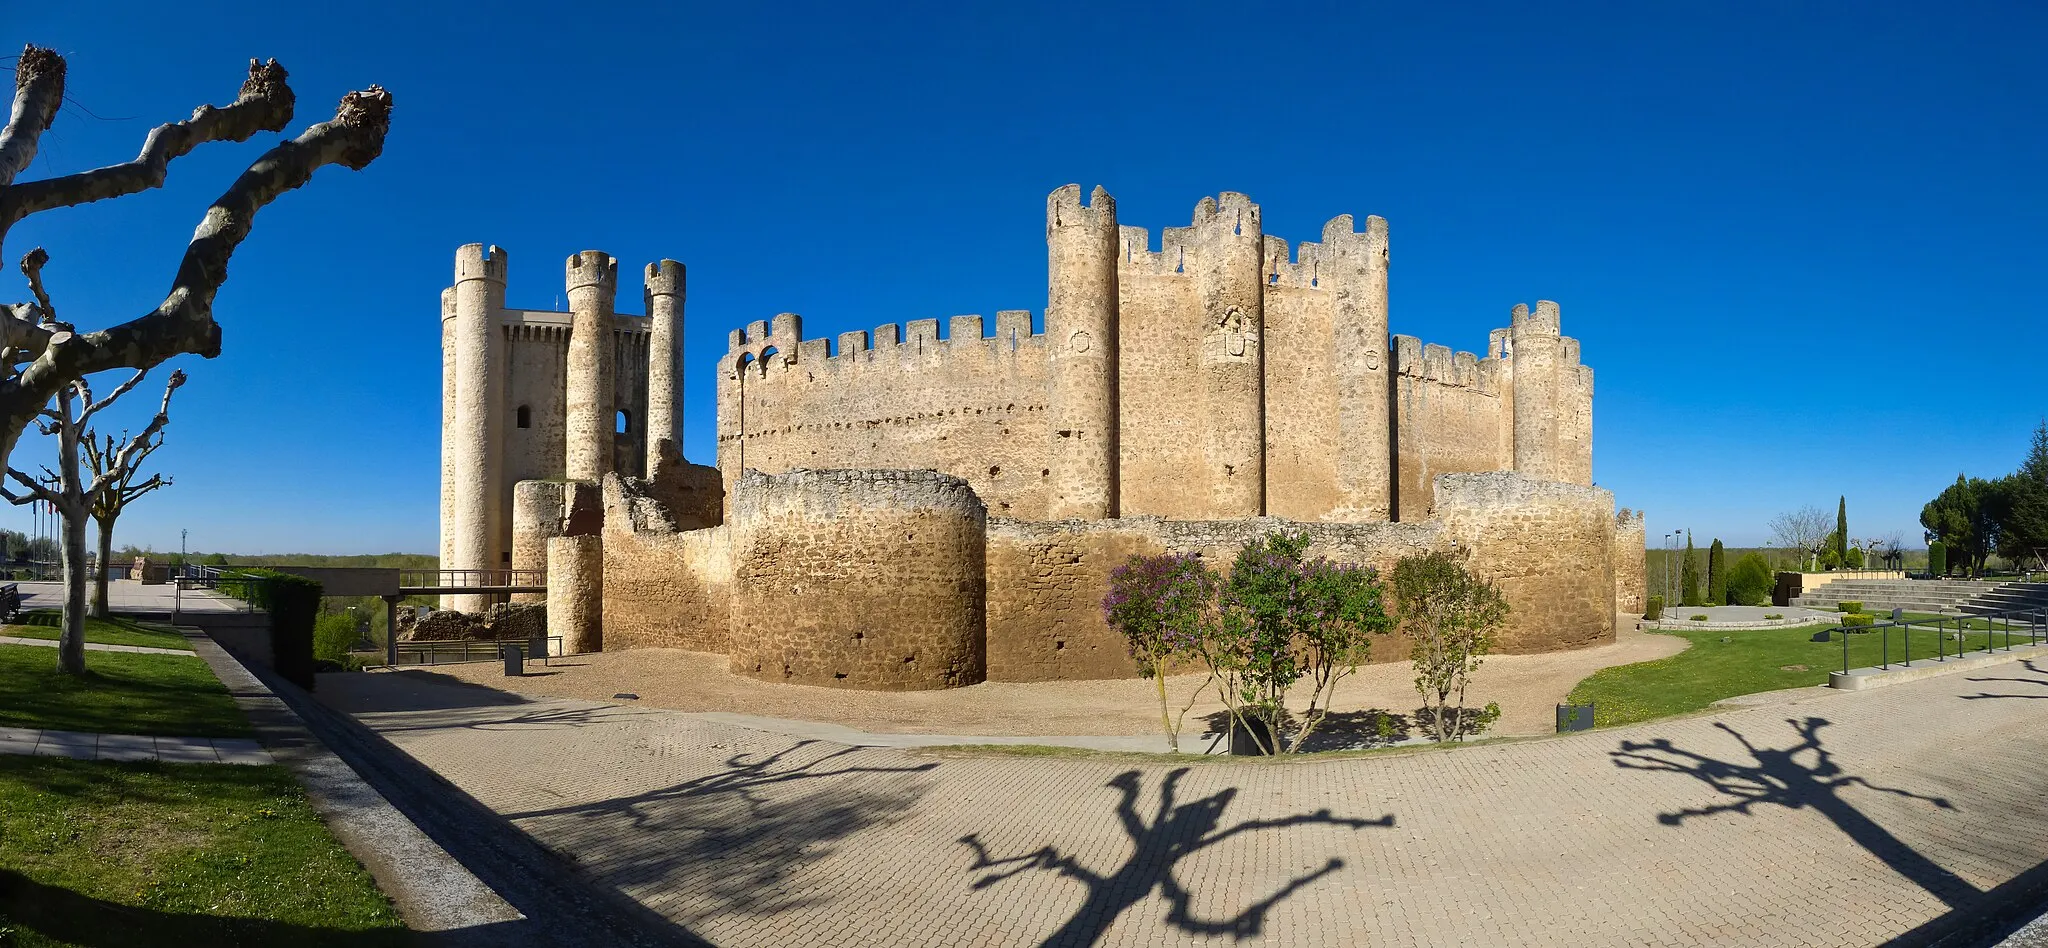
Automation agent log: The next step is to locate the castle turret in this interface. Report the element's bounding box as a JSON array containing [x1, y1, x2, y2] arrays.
[[565, 251, 619, 483], [1321, 214, 1392, 520], [1044, 184, 1119, 519], [438, 286, 457, 588], [447, 244, 507, 611], [643, 259, 685, 478], [1510, 300, 1564, 481], [1191, 193, 1264, 516]]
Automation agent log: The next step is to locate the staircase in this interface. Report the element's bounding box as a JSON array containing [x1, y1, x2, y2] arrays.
[[1792, 578, 2048, 616]]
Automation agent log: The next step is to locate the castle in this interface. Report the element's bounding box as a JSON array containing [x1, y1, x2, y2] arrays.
[[440, 186, 1648, 690]]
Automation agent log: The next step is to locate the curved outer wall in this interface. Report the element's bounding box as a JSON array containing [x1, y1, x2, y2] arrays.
[[728, 469, 986, 690], [1614, 508, 1647, 615], [1435, 472, 1616, 652]]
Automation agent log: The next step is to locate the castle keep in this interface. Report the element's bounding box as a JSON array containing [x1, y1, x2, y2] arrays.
[[441, 186, 1647, 689]]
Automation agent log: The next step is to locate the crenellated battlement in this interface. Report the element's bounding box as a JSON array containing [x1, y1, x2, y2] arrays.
[[455, 243, 508, 284], [725, 307, 1050, 381], [1047, 184, 1115, 231], [644, 259, 684, 299], [565, 250, 618, 293], [1262, 214, 1389, 289], [1392, 334, 1501, 393], [1510, 300, 1563, 340]]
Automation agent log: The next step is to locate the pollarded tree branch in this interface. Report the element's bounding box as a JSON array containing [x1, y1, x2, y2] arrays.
[[0, 57, 296, 249], [0, 82, 390, 462], [77, 366, 147, 427], [0, 466, 55, 507], [0, 45, 64, 190], [88, 369, 181, 497]]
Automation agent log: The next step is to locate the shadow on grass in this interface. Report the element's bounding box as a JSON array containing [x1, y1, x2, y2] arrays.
[[0, 869, 417, 947], [500, 739, 940, 925], [960, 767, 1392, 945], [1614, 716, 1976, 908]]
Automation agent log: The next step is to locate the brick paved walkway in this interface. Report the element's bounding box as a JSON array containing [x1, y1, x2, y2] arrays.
[[319, 655, 2048, 947]]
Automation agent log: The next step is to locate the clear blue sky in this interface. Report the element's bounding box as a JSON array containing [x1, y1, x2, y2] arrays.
[[6, 2, 2044, 555]]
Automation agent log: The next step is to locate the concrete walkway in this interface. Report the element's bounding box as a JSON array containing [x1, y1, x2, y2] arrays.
[[0, 634, 193, 655], [317, 653, 2048, 948], [0, 725, 270, 764]]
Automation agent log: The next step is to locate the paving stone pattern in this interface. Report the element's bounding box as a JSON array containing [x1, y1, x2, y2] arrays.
[[0, 725, 269, 764], [326, 656, 2048, 947]]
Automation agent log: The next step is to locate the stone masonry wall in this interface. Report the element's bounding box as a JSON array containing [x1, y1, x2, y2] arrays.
[[1392, 336, 1512, 521], [1435, 472, 1616, 652], [985, 516, 1445, 682], [1614, 507, 1647, 615], [728, 469, 987, 690], [718, 312, 1055, 520], [601, 504, 733, 654]]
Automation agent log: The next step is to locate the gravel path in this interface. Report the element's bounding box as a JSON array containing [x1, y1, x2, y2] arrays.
[[425, 616, 1684, 741]]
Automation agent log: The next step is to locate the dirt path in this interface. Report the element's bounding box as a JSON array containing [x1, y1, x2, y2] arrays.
[[429, 616, 1685, 740]]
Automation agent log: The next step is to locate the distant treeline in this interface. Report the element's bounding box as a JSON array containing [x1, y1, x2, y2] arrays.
[[108, 547, 438, 571], [1644, 546, 1928, 581]]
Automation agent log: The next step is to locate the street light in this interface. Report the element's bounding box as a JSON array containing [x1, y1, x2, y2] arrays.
[[173, 528, 186, 623]]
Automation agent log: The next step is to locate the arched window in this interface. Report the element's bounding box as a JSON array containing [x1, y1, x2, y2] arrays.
[[616, 409, 630, 435], [516, 405, 531, 429]]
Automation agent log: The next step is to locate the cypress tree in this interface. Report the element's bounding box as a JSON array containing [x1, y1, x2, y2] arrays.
[[1836, 496, 1849, 564], [1681, 532, 1704, 606], [1708, 539, 1727, 605]]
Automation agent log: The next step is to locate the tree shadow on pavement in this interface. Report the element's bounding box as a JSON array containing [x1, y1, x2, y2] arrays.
[[500, 739, 939, 925], [1961, 658, 2048, 701], [959, 766, 1393, 946], [1613, 716, 1977, 908]]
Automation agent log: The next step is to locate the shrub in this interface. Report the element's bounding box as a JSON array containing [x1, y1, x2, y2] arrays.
[[1841, 612, 1875, 630], [1727, 553, 1773, 606], [1680, 534, 1704, 606], [1764, 613, 1784, 620], [1819, 548, 1841, 570], [1690, 614, 1709, 621], [1845, 547, 1865, 569], [313, 612, 360, 666], [265, 573, 323, 689], [1644, 596, 1664, 620], [1930, 541, 1948, 576], [1104, 553, 1218, 753], [1190, 533, 1393, 754], [1838, 600, 1864, 613], [1392, 551, 1508, 744], [1707, 540, 1727, 605]]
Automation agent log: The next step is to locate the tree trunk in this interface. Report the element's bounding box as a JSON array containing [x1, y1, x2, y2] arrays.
[[90, 514, 111, 619], [57, 497, 85, 674]]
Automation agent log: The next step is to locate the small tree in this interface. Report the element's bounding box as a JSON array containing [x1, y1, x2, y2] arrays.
[[1706, 539, 1727, 605], [1929, 540, 1948, 577], [1836, 496, 1850, 565], [1727, 553, 1774, 606], [1196, 532, 1391, 754], [0, 359, 183, 674], [1391, 550, 1508, 743], [1104, 553, 1217, 754], [1680, 532, 1703, 607], [84, 408, 176, 618], [1768, 505, 1832, 571]]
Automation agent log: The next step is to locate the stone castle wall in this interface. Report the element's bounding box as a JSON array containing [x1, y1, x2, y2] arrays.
[[716, 312, 1055, 520], [728, 469, 987, 690], [1435, 473, 1616, 653], [1392, 336, 1512, 520], [1614, 508, 1647, 615]]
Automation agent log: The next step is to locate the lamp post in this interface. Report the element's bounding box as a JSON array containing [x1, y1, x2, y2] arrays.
[[173, 528, 186, 623]]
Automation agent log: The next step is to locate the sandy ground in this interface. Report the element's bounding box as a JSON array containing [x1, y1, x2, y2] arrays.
[[422, 615, 1683, 743]]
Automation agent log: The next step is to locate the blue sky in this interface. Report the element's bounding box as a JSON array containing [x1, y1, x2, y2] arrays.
[[5, 2, 2044, 554]]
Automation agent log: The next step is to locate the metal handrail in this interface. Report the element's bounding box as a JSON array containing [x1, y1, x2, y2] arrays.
[[398, 569, 547, 589], [1838, 607, 2046, 674]]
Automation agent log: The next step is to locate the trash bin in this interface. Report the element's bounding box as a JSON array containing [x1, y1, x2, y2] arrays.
[[1228, 717, 1277, 756], [501, 643, 524, 677]]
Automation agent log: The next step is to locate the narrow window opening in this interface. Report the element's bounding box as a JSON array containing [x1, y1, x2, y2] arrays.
[[516, 405, 531, 429], [616, 409, 630, 435]]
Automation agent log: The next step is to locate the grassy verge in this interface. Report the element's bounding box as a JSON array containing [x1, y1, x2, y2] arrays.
[[0, 756, 406, 946], [4, 611, 192, 650], [1567, 624, 2043, 728], [0, 645, 251, 738]]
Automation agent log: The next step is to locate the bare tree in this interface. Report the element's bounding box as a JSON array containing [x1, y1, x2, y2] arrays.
[[0, 343, 182, 674], [84, 405, 176, 619], [0, 46, 391, 470], [1768, 505, 1832, 571]]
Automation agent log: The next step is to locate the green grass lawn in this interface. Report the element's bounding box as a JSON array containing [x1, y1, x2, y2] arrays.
[[0, 756, 407, 946], [1568, 623, 2045, 728], [0, 645, 251, 738], [3, 612, 193, 650]]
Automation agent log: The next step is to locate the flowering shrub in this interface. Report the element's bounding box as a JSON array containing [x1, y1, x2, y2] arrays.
[[1205, 532, 1391, 753], [1104, 552, 1217, 752]]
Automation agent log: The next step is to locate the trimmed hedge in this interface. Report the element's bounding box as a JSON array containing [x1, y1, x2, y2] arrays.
[[1841, 612, 1875, 630], [1727, 553, 1773, 606], [1838, 600, 1864, 614], [1930, 541, 1948, 576], [264, 573, 323, 690], [1644, 596, 1664, 620], [1707, 540, 1727, 605]]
